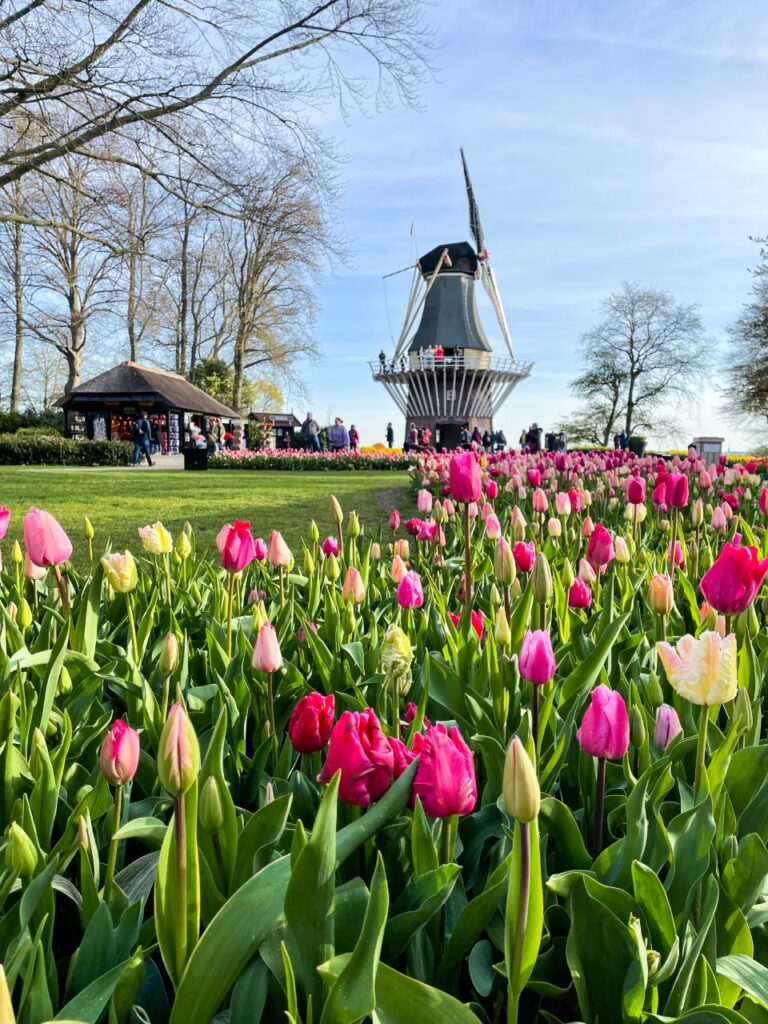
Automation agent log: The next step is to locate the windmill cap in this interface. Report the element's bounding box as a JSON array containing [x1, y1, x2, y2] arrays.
[[418, 241, 478, 276]]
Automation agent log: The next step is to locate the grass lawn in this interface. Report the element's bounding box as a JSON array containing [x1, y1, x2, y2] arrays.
[[0, 468, 415, 565]]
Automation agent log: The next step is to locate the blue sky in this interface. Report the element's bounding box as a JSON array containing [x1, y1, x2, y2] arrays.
[[295, 0, 768, 450]]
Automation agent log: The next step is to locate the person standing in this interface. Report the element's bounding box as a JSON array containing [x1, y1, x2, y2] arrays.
[[379, 349, 387, 372], [301, 411, 322, 453], [349, 424, 360, 451], [328, 417, 349, 451], [386, 422, 394, 448]]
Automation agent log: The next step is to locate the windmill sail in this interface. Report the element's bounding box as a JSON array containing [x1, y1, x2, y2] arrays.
[[460, 147, 485, 256]]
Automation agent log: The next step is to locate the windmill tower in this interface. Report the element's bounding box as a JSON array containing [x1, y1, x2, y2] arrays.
[[371, 150, 532, 449]]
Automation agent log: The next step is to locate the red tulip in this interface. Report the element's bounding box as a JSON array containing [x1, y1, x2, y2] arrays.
[[666, 473, 689, 508], [216, 519, 258, 573], [99, 719, 140, 786], [412, 723, 477, 817], [448, 609, 484, 639], [288, 692, 335, 753], [318, 708, 394, 806], [576, 684, 629, 759], [513, 540, 535, 573], [518, 629, 556, 684], [587, 523, 614, 569], [23, 507, 73, 567], [700, 534, 768, 615], [449, 451, 482, 504]]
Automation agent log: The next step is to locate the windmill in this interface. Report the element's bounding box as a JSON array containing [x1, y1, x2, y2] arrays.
[[371, 150, 532, 449]]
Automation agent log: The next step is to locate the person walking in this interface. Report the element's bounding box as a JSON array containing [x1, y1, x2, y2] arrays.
[[328, 417, 349, 452], [132, 414, 154, 467], [300, 411, 322, 453], [349, 424, 360, 451], [386, 422, 394, 448]]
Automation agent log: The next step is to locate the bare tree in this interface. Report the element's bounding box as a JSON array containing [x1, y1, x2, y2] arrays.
[[565, 282, 707, 442], [0, 0, 429, 208]]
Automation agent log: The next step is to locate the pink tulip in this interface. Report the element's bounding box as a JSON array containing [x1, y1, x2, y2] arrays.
[[652, 482, 667, 507], [216, 519, 258, 573], [341, 566, 365, 604], [393, 538, 410, 560], [568, 578, 593, 609], [568, 488, 583, 513], [527, 468, 542, 487], [397, 570, 424, 609], [23, 507, 73, 567], [627, 477, 646, 504], [417, 489, 433, 514], [391, 555, 408, 583], [443, 498, 456, 517], [0, 508, 10, 540], [576, 684, 629, 759], [711, 506, 727, 532], [24, 555, 47, 581], [485, 480, 498, 499], [555, 492, 571, 516], [252, 622, 283, 673], [389, 508, 401, 530], [654, 705, 682, 750], [760, 488, 768, 516], [701, 534, 768, 615], [318, 708, 394, 806], [581, 515, 594, 539], [587, 523, 614, 569], [388, 736, 417, 778], [667, 539, 684, 568], [99, 719, 140, 786], [699, 470, 712, 490], [254, 537, 268, 560], [417, 520, 439, 542], [288, 692, 335, 753], [484, 513, 501, 540], [667, 473, 689, 508], [412, 723, 477, 817], [449, 451, 482, 504], [513, 540, 535, 573], [268, 530, 292, 567], [448, 609, 484, 639], [518, 629, 556, 684], [532, 488, 548, 514], [322, 536, 340, 557], [578, 557, 596, 583]]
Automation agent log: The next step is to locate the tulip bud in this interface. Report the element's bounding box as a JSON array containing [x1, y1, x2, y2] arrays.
[[614, 537, 630, 564], [348, 511, 361, 539], [658, 518, 670, 533], [581, 515, 594, 538], [342, 599, 356, 637], [494, 607, 511, 647], [502, 737, 540, 822], [16, 599, 32, 632], [199, 776, 225, 833], [252, 622, 283, 673], [159, 632, 179, 676], [370, 542, 381, 560], [157, 702, 200, 797], [509, 577, 522, 600], [177, 531, 192, 560], [83, 515, 94, 540], [493, 537, 516, 586], [532, 552, 552, 605], [324, 553, 340, 581], [77, 815, 90, 852], [653, 704, 682, 749], [547, 517, 562, 538], [309, 519, 320, 543], [251, 600, 267, 634], [433, 500, 447, 525], [647, 672, 664, 707], [562, 560, 575, 588], [330, 495, 343, 525], [183, 521, 193, 537], [490, 583, 501, 608], [512, 517, 526, 542], [691, 498, 704, 527], [303, 547, 315, 575], [57, 664, 72, 695], [11, 540, 21, 565], [734, 686, 753, 732], [630, 706, 646, 749], [6, 823, 37, 878], [649, 574, 673, 615], [6, 602, 15, 622]]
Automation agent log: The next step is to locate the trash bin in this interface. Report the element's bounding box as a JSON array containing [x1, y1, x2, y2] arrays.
[[184, 448, 208, 471]]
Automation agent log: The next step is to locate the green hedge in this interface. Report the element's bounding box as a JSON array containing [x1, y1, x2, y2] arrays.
[[0, 435, 132, 466]]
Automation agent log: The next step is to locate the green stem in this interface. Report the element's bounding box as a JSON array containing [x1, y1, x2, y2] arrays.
[[463, 502, 472, 615], [531, 684, 540, 755], [279, 565, 285, 609], [104, 784, 123, 896], [508, 820, 531, 1024], [164, 554, 172, 608], [391, 673, 400, 737], [668, 506, 678, 578], [592, 757, 606, 857], [226, 572, 234, 659], [174, 795, 188, 981], [126, 592, 139, 664], [440, 813, 458, 865], [161, 674, 171, 721], [266, 672, 277, 759], [694, 705, 709, 798], [53, 564, 70, 619]]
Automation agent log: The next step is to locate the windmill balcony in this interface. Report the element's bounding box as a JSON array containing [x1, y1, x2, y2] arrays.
[[370, 351, 533, 380]]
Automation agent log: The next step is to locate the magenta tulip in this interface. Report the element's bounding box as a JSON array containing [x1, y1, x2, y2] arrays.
[[701, 534, 768, 615], [0, 507, 10, 540], [485, 480, 498, 499], [253, 537, 268, 560], [449, 451, 482, 504], [99, 719, 140, 786], [667, 473, 689, 508], [627, 477, 646, 504], [587, 523, 614, 569], [576, 684, 629, 760], [216, 519, 258, 573], [389, 508, 401, 530], [518, 629, 556, 685], [322, 536, 340, 557], [653, 704, 682, 750], [412, 723, 477, 817], [513, 540, 535, 573], [397, 570, 424, 609], [318, 708, 394, 806], [23, 507, 73, 567], [288, 691, 335, 754], [388, 735, 417, 779], [568, 578, 593, 609]]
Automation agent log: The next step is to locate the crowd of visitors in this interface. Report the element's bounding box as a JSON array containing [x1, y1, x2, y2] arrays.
[[299, 412, 361, 452]]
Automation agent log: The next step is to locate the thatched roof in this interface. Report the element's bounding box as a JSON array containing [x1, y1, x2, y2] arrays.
[[57, 362, 238, 417]]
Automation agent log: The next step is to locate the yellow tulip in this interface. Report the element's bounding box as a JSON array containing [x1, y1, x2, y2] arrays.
[[100, 551, 138, 593], [138, 521, 173, 555], [656, 631, 737, 706]]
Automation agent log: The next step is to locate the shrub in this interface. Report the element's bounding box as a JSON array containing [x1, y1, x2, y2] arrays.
[[15, 425, 62, 437], [0, 435, 131, 466]]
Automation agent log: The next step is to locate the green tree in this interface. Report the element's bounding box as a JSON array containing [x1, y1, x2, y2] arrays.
[[723, 238, 768, 425], [189, 356, 283, 412]]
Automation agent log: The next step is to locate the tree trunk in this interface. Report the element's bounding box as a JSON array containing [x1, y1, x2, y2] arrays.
[[177, 211, 190, 375], [231, 327, 245, 412], [11, 213, 23, 411], [127, 247, 139, 361], [64, 346, 82, 393]]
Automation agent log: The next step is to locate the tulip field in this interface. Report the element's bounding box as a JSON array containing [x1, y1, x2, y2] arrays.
[[5, 447, 768, 1024]]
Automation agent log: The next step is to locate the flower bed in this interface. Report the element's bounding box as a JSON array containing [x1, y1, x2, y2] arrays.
[[3, 448, 768, 1022], [210, 446, 415, 470]]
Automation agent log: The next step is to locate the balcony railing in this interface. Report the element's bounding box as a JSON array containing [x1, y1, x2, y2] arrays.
[[370, 351, 532, 378]]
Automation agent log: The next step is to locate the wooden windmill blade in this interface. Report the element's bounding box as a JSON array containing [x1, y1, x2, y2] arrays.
[[460, 148, 516, 360]]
